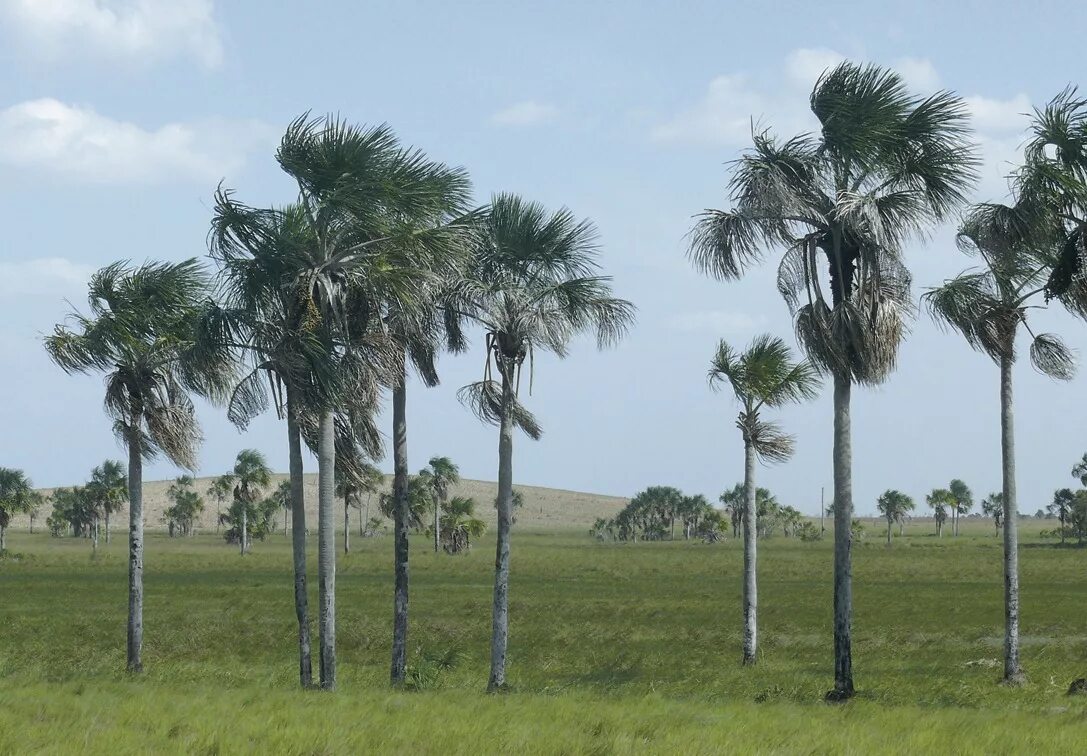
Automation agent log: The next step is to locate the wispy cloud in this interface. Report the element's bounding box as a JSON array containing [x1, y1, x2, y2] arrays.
[[0, 0, 224, 68], [0, 99, 273, 184], [0, 257, 95, 298], [668, 310, 766, 335], [490, 100, 559, 127]]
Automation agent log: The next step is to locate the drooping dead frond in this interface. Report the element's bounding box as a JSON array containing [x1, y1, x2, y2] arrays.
[[456, 380, 542, 440], [1029, 333, 1076, 380], [747, 417, 796, 464]]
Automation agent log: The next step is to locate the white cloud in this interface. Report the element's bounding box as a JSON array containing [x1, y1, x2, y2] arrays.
[[490, 101, 559, 127], [0, 0, 223, 67], [966, 94, 1032, 135], [0, 258, 94, 298], [668, 310, 766, 334], [651, 74, 781, 145], [0, 98, 272, 184], [784, 48, 845, 87], [894, 57, 941, 93]]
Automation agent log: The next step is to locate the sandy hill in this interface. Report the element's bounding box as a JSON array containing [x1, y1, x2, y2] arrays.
[[15, 475, 629, 533]]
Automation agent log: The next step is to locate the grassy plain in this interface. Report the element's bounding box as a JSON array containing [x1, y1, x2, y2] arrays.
[[3, 519, 1087, 754]]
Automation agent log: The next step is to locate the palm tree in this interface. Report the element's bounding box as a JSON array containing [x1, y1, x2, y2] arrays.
[[87, 460, 127, 546], [982, 493, 1004, 537], [1050, 489, 1076, 545], [45, 259, 232, 672], [926, 488, 952, 537], [207, 474, 235, 536], [440, 496, 487, 553], [925, 198, 1079, 685], [454, 193, 635, 691], [165, 475, 203, 537], [948, 479, 973, 537], [708, 334, 819, 664], [0, 468, 34, 552], [422, 457, 460, 554], [26, 490, 44, 535], [688, 62, 977, 698], [1073, 454, 1087, 488], [876, 490, 915, 546], [232, 450, 271, 554]]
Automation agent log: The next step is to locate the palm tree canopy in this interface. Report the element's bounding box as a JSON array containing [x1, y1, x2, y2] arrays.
[[709, 333, 820, 463], [876, 489, 915, 521], [689, 61, 977, 383], [1072, 453, 1087, 487], [233, 449, 272, 502], [0, 468, 34, 524], [86, 460, 128, 516], [924, 202, 1076, 380], [948, 479, 973, 514], [455, 193, 636, 438], [423, 457, 460, 501], [45, 259, 234, 469]]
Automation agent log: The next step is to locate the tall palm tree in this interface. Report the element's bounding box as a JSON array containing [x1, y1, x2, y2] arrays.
[[87, 460, 127, 546], [1050, 489, 1076, 545], [233, 449, 271, 554], [0, 468, 34, 552], [926, 488, 952, 537], [45, 259, 232, 672], [422, 457, 460, 554], [982, 493, 1004, 537], [708, 334, 819, 665], [688, 62, 977, 698], [454, 193, 635, 691], [876, 490, 915, 546], [925, 202, 1076, 685], [948, 479, 973, 537]]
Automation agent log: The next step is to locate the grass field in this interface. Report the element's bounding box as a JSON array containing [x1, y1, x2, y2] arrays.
[[3, 520, 1087, 754]]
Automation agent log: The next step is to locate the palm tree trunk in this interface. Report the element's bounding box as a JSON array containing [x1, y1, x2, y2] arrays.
[[317, 408, 337, 690], [240, 505, 247, 556], [0, 525, 6, 551], [488, 369, 516, 692], [829, 372, 854, 699], [93, 513, 99, 554], [286, 392, 313, 688], [1000, 355, 1024, 684], [390, 371, 410, 685], [126, 416, 144, 673], [105, 512, 110, 544], [741, 436, 757, 665], [887, 518, 892, 546], [344, 495, 350, 555]]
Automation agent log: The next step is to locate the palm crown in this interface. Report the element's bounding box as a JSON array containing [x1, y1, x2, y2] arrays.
[[708, 334, 820, 463], [689, 62, 977, 382]]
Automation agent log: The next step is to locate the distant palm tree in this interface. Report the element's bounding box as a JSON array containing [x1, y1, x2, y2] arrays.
[[45, 260, 233, 672], [233, 450, 272, 554], [1050, 489, 1076, 545], [454, 193, 635, 691], [87, 460, 127, 546], [876, 490, 915, 546], [689, 62, 977, 699], [26, 490, 44, 535], [422, 457, 460, 554], [0, 468, 34, 552], [440, 496, 486, 553], [708, 334, 819, 664], [926, 488, 952, 537], [207, 474, 235, 536], [1073, 454, 1087, 488], [925, 200, 1079, 685], [947, 479, 973, 537], [981, 493, 1004, 536]]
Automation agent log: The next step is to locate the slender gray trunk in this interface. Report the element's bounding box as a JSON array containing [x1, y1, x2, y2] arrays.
[[830, 372, 854, 698], [105, 512, 110, 543], [317, 408, 337, 690], [488, 369, 515, 692], [0, 525, 6, 551], [126, 415, 144, 673], [287, 392, 313, 688], [741, 435, 757, 665], [886, 518, 892, 546], [93, 513, 99, 554], [240, 505, 247, 556], [1000, 356, 1024, 684], [390, 372, 410, 685], [344, 495, 350, 554]]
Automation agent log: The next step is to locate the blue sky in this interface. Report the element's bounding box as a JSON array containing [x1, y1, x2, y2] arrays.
[[1, 0, 1085, 516]]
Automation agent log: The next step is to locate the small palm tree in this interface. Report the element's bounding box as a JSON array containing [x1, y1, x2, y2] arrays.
[[688, 62, 977, 699], [45, 259, 232, 672], [947, 479, 973, 537], [925, 202, 1077, 685], [876, 490, 915, 546], [207, 474, 235, 536], [87, 460, 127, 546], [455, 193, 635, 691], [1073, 454, 1087, 488], [232, 449, 271, 555], [926, 488, 952, 537], [1050, 489, 1076, 544], [708, 334, 819, 664], [0, 468, 34, 552], [982, 493, 1004, 536], [441, 496, 486, 553], [422, 457, 460, 554]]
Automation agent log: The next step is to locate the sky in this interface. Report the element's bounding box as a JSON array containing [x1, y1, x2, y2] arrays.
[[1, 0, 1085, 517]]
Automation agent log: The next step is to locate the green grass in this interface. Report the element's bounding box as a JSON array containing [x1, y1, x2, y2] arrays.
[[3, 522, 1087, 753]]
